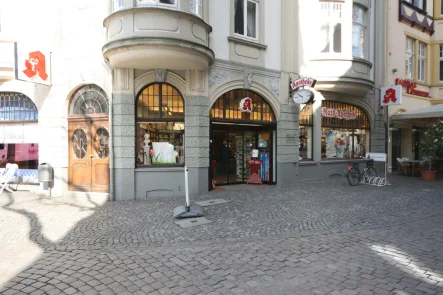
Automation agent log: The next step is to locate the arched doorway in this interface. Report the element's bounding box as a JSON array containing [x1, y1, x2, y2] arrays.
[[210, 89, 276, 186], [68, 85, 110, 192]]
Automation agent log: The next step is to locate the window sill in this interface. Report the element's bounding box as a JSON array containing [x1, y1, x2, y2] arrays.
[[321, 159, 363, 164], [136, 165, 185, 172], [227, 36, 267, 50], [298, 161, 318, 166]]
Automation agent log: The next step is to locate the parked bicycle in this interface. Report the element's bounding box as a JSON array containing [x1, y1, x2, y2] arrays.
[[345, 157, 377, 186]]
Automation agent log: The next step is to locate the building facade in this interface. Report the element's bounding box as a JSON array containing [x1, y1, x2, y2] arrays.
[[0, 0, 386, 200], [387, 0, 443, 171]]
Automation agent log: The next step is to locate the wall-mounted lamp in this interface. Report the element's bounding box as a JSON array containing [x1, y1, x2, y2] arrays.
[[392, 68, 398, 73]]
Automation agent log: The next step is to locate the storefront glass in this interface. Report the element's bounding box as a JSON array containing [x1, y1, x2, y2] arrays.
[[299, 103, 313, 160], [321, 101, 370, 160], [136, 84, 184, 166]]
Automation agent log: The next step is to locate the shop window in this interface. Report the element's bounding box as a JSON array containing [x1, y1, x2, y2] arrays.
[[0, 92, 38, 121], [0, 143, 39, 169], [352, 5, 366, 58], [136, 83, 184, 166], [190, 0, 202, 17], [299, 103, 313, 161], [321, 101, 370, 160], [234, 0, 258, 40], [406, 37, 414, 80], [69, 85, 109, 115], [320, 1, 342, 54], [440, 45, 443, 82], [210, 89, 274, 123], [418, 42, 426, 82]]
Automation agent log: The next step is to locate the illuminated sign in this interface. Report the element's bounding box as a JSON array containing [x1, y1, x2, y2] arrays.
[[380, 85, 402, 106], [239, 97, 252, 112], [321, 107, 357, 120], [16, 44, 51, 85], [290, 78, 316, 90]]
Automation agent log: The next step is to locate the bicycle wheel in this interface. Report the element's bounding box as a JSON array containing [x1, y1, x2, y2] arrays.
[[347, 167, 360, 186], [366, 167, 377, 177]]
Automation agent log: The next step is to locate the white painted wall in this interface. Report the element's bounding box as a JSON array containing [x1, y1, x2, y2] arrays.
[[263, 0, 281, 70], [208, 0, 230, 60]]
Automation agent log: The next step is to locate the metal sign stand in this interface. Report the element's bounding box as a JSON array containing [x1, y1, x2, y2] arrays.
[[362, 153, 391, 187]]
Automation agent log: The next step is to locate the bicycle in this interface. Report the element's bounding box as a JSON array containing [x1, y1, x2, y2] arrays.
[[345, 158, 377, 186]]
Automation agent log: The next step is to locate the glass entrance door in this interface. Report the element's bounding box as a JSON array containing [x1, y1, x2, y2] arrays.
[[211, 130, 257, 185]]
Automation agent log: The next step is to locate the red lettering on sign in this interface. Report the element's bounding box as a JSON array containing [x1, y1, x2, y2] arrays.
[[239, 97, 253, 112], [395, 78, 429, 97], [383, 88, 397, 104], [23, 51, 48, 80], [321, 107, 357, 120]]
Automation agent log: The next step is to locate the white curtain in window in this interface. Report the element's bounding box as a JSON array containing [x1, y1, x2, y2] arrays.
[[415, 0, 423, 9], [246, 1, 257, 38], [352, 6, 365, 58], [406, 38, 414, 79], [319, 2, 342, 54], [418, 42, 425, 81], [190, 0, 202, 16]]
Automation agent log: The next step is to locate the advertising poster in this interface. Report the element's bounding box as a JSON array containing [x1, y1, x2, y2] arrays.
[[152, 142, 175, 164], [325, 131, 336, 158]]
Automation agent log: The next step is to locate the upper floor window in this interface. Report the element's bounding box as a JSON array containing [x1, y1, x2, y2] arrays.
[[352, 5, 366, 58], [234, 0, 258, 40], [0, 92, 38, 121], [405, 0, 424, 10], [439, 45, 443, 82], [112, 0, 123, 11], [418, 42, 426, 82], [190, 0, 202, 17], [406, 37, 414, 80], [137, 0, 177, 8], [320, 2, 343, 54]]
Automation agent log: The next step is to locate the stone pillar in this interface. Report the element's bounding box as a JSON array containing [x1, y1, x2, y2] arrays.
[[112, 68, 135, 201], [185, 70, 210, 195]]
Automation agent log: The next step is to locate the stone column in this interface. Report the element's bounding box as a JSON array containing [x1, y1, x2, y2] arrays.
[[112, 68, 135, 201], [185, 70, 210, 194]]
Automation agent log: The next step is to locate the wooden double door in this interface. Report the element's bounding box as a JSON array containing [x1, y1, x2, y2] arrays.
[[68, 116, 110, 192]]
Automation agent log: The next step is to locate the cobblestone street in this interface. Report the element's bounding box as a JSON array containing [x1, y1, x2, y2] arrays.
[[0, 175, 442, 295]]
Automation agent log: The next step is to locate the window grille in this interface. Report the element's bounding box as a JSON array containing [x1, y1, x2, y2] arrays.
[[0, 92, 38, 121]]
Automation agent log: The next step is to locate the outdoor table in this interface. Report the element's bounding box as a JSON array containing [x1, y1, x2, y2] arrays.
[[403, 160, 421, 177]]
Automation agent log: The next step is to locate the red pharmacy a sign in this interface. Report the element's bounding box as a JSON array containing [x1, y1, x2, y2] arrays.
[[239, 97, 253, 112]]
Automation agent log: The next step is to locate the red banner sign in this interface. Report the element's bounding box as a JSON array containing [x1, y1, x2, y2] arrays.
[[395, 78, 429, 97], [321, 107, 357, 120]]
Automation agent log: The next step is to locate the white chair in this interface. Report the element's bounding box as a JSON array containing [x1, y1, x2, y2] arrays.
[[396, 158, 404, 173], [0, 163, 20, 194]]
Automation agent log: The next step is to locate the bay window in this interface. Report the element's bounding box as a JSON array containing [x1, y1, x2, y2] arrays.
[[320, 1, 343, 54], [137, 0, 177, 7], [352, 5, 366, 58], [190, 0, 202, 17], [112, 0, 123, 11], [234, 0, 258, 40], [136, 84, 184, 166], [406, 37, 414, 80], [440, 45, 443, 82]]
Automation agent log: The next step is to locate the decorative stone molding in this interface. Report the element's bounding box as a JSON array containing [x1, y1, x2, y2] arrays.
[[134, 70, 186, 97], [113, 68, 131, 92], [154, 69, 167, 82], [254, 75, 280, 97], [243, 69, 253, 89], [208, 68, 243, 89]]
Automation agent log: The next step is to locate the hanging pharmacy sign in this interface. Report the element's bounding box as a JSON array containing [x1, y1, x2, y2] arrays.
[[239, 97, 252, 112], [16, 44, 51, 85], [381, 85, 402, 106], [321, 107, 357, 120]]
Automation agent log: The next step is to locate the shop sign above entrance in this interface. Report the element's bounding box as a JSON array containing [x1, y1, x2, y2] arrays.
[[380, 85, 402, 106], [290, 78, 316, 90], [321, 107, 357, 120], [395, 78, 429, 98], [239, 97, 252, 112]]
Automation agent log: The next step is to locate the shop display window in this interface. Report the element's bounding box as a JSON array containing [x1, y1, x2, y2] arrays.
[[136, 83, 184, 166], [321, 101, 370, 160], [0, 143, 39, 169], [299, 103, 313, 161]]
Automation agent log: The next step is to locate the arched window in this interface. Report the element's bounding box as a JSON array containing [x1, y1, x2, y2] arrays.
[[136, 83, 184, 166], [210, 89, 275, 123], [321, 101, 370, 160], [69, 85, 109, 116], [0, 92, 38, 121]]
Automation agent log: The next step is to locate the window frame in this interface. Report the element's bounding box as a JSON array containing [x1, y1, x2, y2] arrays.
[[352, 4, 367, 58], [406, 37, 415, 80], [405, 0, 425, 10], [0, 92, 38, 122], [137, 0, 179, 9], [112, 0, 123, 12], [190, 0, 203, 17], [136, 83, 185, 167], [234, 0, 259, 42], [319, 1, 343, 54], [418, 42, 426, 82]]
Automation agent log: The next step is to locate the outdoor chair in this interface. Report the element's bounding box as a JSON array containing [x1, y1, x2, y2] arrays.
[[0, 163, 20, 194], [396, 158, 405, 173]]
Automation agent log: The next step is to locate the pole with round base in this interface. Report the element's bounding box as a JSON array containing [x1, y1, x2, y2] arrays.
[[173, 166, 204, 218]]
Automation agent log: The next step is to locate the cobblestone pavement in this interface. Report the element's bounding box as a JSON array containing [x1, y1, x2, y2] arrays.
[[0, 174, 442, 294]]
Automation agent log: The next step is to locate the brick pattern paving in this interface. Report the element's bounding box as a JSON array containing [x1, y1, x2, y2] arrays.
[[0, 175, 442, 294]]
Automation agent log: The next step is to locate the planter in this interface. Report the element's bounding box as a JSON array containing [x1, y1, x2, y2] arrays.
[[420, 170, 438, 181]]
